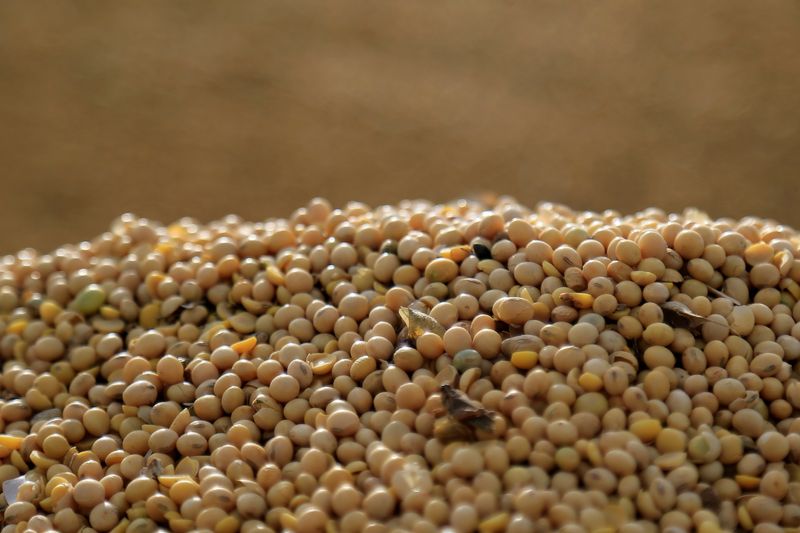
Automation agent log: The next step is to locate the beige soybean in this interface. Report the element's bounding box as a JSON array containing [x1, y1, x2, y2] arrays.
[[2, 198, 800, 531]]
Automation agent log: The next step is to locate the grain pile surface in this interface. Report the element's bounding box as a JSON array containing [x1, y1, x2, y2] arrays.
[[0, 197, 799, 533]]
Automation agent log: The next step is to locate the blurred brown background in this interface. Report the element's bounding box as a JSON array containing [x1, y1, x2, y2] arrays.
[[1, 1, 799, 254]]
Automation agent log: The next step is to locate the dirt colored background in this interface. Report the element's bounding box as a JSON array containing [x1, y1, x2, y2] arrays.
[[1, 1, 799, 254]]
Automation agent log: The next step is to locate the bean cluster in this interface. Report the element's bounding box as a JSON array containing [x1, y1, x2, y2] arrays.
[[0, 198, 799, 533]]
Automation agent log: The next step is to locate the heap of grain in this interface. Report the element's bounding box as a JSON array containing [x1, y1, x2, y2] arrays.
[[0, 197, 798, 533]]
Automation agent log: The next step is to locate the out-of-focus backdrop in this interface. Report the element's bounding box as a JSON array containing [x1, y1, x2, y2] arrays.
[[1, 1, 799, 253]]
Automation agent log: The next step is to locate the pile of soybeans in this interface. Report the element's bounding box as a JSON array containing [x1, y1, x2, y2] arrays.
[[0, 197, 799, 533]]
